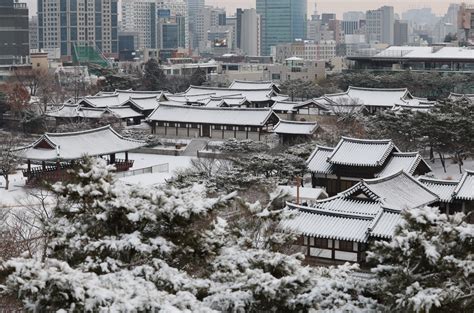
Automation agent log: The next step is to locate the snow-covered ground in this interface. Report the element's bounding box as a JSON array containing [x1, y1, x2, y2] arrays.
[[428, 157, 474, 181], [117, 153, 194, 186]]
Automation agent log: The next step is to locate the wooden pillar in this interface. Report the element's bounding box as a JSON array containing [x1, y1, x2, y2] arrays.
[[42, 161, 46, 170], [110, 153, 116, 164], [125, 152, 129, 162], [27, 160, 31, 174]]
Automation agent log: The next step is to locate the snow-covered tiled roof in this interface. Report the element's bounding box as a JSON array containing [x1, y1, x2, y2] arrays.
[[370, 211, 403, 239], [107, 107, 144, 119], [316, 197, 381, 217], [46, 104, 80, 118], [271, 101, 298, 112], [184, 86, 277, 103], [126, 96, 160, 111], [17, 125, 146, 161], [273, 120, 318, 135], [376, 152, 431, 178], [147, 104, 278, 126], [448, 93, 474, 103], [418, 177, 460, 203], [77, 107, 106, 119], [324, 86, 410, 108], [345, 171, 439, 210], [79, 95, 122, 108], [327, 137, 398, 167], [229, 80, 280, 92], [306, 145, 334, 174], [454, 170, 474, 201], [278, 186, 328, 202], [114, 90, 166, 104], [282, 205, 372, 242]]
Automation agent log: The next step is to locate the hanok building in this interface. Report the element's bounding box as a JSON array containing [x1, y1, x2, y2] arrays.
[[314, 86, 434, 114], [147, 105, 280, 141], [419, 171, 474, 223], [46, 105, 144, 126], [281, 171, 439, 264], [307, 137, 432, 195], [273, 120, 319, 145], [228, 80, 281, 93], [17, 126, 146, 186], [448, 93, 474, 103]]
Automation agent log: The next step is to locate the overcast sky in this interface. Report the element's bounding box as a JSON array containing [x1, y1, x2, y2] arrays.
[[24, 0, 472, 18]]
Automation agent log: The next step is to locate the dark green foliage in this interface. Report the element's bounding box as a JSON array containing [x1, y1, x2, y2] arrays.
[[279, 79, 342, 101], [142, 59, 168, 91]]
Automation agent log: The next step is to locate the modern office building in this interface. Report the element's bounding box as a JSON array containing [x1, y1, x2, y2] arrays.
[[256, 0, 307, 56], [394, 20, 409, 46], [366, 6, 394, 45], [240, 9, 261, 56], [187, 0, 205, 50], [29, 16, 39, 51], [38, 0, 118, 60], [0, 0, 29, 65]]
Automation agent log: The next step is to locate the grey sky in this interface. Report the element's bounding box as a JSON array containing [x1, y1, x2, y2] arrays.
[[24, 0, 471, 18]]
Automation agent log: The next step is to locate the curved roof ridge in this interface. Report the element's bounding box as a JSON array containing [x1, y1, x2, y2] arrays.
[[340, 136, 392, 143], [391, 151, 421, 156], [286, 202, 374, 220], [418, 176, 460, 185], [453, 170, 474, 196], [157, 103, 272, 112], [187, 85, 274, 92], [348, 86, 408, 92], [85, 94, 119, 99], [277, 119, 318, 125]]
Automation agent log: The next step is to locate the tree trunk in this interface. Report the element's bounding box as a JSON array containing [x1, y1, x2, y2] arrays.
[[429, 146, 434, 163], [438, 152, 446, 173], [5, 175, 9, 190], [456, 152, 464, 174]]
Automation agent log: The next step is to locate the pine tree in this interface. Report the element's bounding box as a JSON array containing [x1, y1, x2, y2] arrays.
[[142, 58, 167, 91], [367, 207, 474, 312]]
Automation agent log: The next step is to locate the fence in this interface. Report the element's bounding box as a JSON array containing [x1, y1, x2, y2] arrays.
[[115, 163, 169, 178]]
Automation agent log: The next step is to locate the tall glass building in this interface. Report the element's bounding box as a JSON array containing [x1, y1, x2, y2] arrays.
[[0, 0, 29, 65], [256, 0, 307, 56]]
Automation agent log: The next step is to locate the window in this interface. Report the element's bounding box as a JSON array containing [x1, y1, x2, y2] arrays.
[[339, 240, 354, 252], [314, 238, 328, 248]]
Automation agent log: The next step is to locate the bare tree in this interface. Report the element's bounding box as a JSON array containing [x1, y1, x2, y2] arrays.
[[0, 135, 21, 190]]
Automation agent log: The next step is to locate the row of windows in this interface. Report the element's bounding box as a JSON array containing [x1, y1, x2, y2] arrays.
[[156, 122, 259, 132], [302, 237, 356, 252]]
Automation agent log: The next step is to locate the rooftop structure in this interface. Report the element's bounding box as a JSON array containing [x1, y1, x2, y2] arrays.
[[281, 171, 438, 263], [348, 46, 474, 72], [307, 137, 432, 195], [229, 80, 281, 93]]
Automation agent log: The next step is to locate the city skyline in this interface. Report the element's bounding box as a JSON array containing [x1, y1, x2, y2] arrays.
[[23, 0, 474, 17]]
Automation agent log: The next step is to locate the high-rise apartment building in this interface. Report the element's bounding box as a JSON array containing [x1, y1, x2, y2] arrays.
[[121, 0, 188, 50], [194, 6, 225, 51], [241, 8, 260, 56], [29, 16, 38, 51], [394, 20, 408, 45], [0, 0, 29, 65], [187, 0, 205, 50], [256, 0, 307, 56], [366, 6, 394, 45], [38, 0, 118, 59]]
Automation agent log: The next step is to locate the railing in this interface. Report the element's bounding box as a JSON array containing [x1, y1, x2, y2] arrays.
[[115, 163, 169, 178]]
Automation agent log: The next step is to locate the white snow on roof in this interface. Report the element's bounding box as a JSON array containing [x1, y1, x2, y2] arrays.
[[147, 104, 277, 126], [273, 120, 318, 135], [419, 177, 459, 203], [127, 96, 160, 111], [80, 95, 123, 108], [271, 101, 297, 112], [184, 86, 276, 102], [78, 107, 106, 119], [454, 170, 474, 201], [354, 171, 439, 210], [317, 197, 381, 217], [371, 211, 402, 239], [375, 46, 474, 60], [229, 80, 278, 91], [107, 107, 144, 119], [325, 86, 410, 108], [18, 126, 146, 161], [328, 137, 397, 167], [376, 152, 430, 178], [46, 104, 79, 118], [114, 90, 165, 104], [306, 145, 334, 174], [281, 207, 372, 242], [279, 186, 328, 201]]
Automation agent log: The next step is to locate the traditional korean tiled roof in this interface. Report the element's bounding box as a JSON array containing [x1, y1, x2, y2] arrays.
[[376, 152, 431, 178], [316, 197, 381, 217], [324, 86, 410, 108], [282, 204, 373, 242], [448, 93, 474, 103], [454, 170, 474, 201], [77, 107, 106, 119], [327, 137, 398, 167], [147, 104, 278, 126], [418, 177, 460, 203], [184, 86, 277, 103], [278, 186, 328, 202], [113, 90, 166, 104], [273, 120, 318, 135], [46, 104, 80, 118], [293, 98, 331, 111], [79, 95, 122, 108], [271, 101, 298, 112], [17, 125, 146, 161], [125, 96, 160, 112], [343, 171, 439, 210], [370, 210, 403, 239], [106, 107, 144, 119], [229, 80, 280, 93], [306, 145, 335, 174]]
